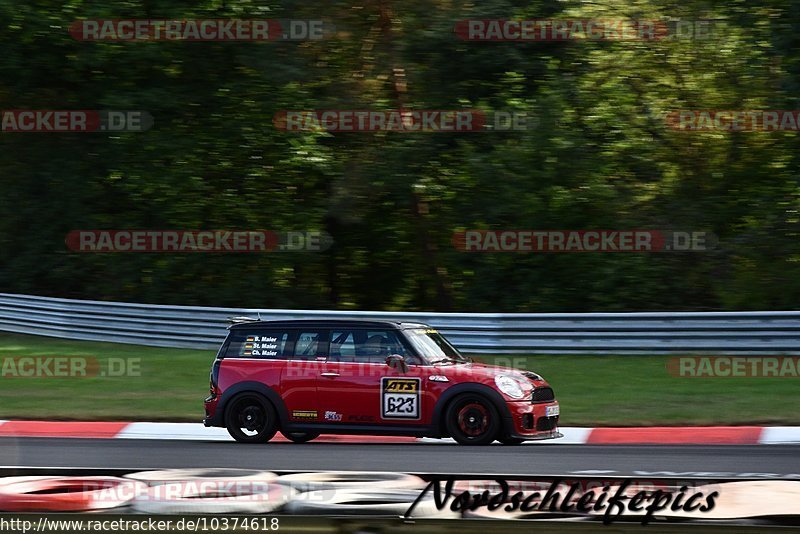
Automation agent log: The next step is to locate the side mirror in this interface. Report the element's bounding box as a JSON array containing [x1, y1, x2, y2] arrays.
[[386, 354, 409, 373]]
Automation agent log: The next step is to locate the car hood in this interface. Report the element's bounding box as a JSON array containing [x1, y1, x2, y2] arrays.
[[433, 361, 549, 388]]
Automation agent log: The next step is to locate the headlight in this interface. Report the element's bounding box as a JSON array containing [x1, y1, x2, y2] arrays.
[[495, 375, 525, 399]]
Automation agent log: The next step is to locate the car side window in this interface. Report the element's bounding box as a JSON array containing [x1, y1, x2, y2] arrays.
[[225, 330, 290, 359], [293, 331, 327, 360], [330, 331, 357, 362], [354, 330, 406, 364]]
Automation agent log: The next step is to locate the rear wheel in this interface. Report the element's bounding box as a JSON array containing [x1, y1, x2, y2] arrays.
[[280, 431, 320, 444], [225, 394, 278, 443], [445, 394, 500, 445]]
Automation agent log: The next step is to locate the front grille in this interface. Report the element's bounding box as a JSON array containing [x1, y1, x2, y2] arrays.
[[531, 387, 555, 403], [536, 416, 558, 431]]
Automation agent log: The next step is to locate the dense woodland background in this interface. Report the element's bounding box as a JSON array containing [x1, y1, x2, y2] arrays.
[[1, 1, 799, 311]]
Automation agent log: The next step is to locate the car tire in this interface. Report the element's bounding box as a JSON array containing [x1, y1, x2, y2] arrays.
[[498, 437, 525, 445], [445, 393, 501, 445], [225, 394, 278, 443], [280, 431, 320, 444]]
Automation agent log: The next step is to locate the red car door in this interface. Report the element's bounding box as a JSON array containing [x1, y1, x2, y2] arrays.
[[317, 329, 428, 425], [280, 329, 327, 424]]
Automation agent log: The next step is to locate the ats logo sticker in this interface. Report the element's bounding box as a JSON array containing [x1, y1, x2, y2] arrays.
[[384, 378, 419, 393], [381, 377, 421, 420]]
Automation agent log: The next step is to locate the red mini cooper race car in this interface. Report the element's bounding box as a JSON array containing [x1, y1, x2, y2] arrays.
[[203, 319, 561, 445]]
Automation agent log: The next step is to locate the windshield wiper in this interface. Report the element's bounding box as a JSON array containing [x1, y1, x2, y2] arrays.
[[431, 357, 462, 365]]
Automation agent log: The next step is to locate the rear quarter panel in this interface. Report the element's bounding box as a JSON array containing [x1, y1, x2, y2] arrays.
[[218, 359, 284, 392]]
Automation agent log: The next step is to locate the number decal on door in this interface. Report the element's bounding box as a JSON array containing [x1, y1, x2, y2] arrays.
[[381, 377, 421, 419]]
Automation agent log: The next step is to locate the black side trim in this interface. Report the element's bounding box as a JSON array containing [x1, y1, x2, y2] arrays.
[[211, 381, 288, 429], [280, 423, 436, 437], [430, 383, 514, 438]]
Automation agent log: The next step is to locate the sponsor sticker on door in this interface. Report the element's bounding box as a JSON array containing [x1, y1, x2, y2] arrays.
[[291, 410, 317, 420], [381, 377, 421, 420]]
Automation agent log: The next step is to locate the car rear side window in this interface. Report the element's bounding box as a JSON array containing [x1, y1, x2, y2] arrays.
[[225, 330, 290, 359], [293, 331, 328, 360], [330, 331, 357, 361]]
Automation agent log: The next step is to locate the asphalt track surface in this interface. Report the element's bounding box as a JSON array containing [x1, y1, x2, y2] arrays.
[[1, 438, 799, 478]]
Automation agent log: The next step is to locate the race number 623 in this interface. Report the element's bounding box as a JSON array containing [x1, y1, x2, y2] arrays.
[[381, 378, 420, 419]]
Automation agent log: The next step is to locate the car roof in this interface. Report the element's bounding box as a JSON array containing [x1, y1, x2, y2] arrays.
[[228, 319, 431, 330]]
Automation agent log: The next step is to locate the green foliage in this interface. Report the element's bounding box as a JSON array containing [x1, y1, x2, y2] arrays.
[[0, 0, 798, 311]]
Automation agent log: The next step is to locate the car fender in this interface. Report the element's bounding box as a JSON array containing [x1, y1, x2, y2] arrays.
[[430, 382, 514, 437], [216, 381, 289, 429]]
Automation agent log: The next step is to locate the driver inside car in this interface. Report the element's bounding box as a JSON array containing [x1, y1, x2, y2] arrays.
[[363, 334, 390, 362]]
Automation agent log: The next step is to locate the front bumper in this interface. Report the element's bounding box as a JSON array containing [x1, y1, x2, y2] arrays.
[[509, 430, 564, 441], [506, 399, 560, 439]]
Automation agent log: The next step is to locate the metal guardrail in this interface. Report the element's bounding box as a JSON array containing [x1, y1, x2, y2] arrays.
[[0, 293, 798, 354]]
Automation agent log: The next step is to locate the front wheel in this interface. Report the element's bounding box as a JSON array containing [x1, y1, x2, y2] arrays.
[[445, 394, 501, 445], [225, 394, 278, 443], [280, 431, 320, 444]]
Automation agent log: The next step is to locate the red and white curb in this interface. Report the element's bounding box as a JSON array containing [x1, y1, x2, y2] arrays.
[[0, 421, 798, 444]]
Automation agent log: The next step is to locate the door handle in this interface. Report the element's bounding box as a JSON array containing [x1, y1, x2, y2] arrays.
[[320, 372, 340, 378]]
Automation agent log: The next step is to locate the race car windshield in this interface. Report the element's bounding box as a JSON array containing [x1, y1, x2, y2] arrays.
[[406, 329, 468, 364]]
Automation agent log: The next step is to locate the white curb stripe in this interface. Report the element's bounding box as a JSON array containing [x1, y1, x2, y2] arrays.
[[759, 427, 800, 444], [419, 427, 591, 445], [115, 422, 232, 441], [5, 421, 800, 444], [117, 423, 593, 444], [545, 427, 592, 444]]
